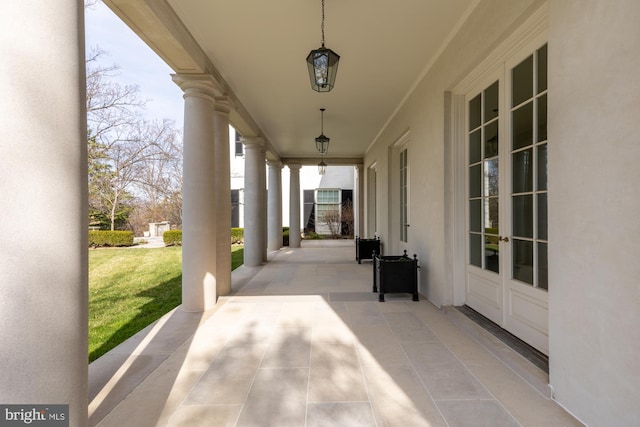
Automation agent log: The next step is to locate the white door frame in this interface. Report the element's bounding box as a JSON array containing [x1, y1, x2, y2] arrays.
[[389, 130, 411, 255], [451, 5, 549, 354]]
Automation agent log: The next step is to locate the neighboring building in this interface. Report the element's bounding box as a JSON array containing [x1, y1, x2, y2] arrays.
[[230, 128, 245, 228], [299, 166, 354, 236]]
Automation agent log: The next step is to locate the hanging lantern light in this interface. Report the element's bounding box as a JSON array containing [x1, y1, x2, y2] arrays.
[[306, 0, 340, 92], [315, 108, 330, 155], [318, 157, 327, 175]]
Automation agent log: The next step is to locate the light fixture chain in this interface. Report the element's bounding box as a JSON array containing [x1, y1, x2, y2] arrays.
[[321, 0, 325, 46]]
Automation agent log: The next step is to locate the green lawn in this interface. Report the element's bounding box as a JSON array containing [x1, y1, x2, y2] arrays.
[[88, 245, 244, 362]]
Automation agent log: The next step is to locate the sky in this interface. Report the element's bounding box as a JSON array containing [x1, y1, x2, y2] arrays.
[[84, 1, 184, 129]]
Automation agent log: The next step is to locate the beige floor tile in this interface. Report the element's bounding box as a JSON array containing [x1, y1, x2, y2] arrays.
[[306, 402, 376, 427], [436, 400, 520, 427], [95, 367, 203, 427], [355, 338, 411, 368], [311, 322, 356, 345], [403, 342, 491, 400], [236, 368, 308, 426], [160, 326, 235, 372], [261, 327, 311, 368], [446, 341, 503, 366], [91, 244, 582, 427], [89, 354, 170, 425], [277, 302, 317, 328], [467, 362, 583, 426], [184, 343, 267, 405], [362, 364, 447, 427], [167, 405, 241, 427], [308, 341, 369, 402]]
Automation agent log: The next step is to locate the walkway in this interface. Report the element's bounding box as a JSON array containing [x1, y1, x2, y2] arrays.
[[89, 241, 581, 426]]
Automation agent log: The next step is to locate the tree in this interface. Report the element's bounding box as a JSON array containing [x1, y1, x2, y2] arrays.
[[341, 199, 354, 238], [86, 47, 182, 231], [319, 208, 342, 239]]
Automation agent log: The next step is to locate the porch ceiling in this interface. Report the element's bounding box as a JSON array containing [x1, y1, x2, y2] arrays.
[[104, 0, 476, 160]]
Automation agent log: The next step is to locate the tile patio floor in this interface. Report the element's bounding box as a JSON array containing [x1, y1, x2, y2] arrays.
[[89, 240, 582, 426]]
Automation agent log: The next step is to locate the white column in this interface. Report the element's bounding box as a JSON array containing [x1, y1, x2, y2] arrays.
[[277, 163, 283, 248], [213, 98, 232, 296], [288, 164, 302, 248], [243, 137, 266, 266], [267, 161, 283, 251], [0, 1, 87, 422], [173, 75, 218, 312], [355, 164, 365, 237], [260, 155, 268, 262]]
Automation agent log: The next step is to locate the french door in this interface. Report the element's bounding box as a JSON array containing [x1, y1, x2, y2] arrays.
[[465, 42, 549, 355]]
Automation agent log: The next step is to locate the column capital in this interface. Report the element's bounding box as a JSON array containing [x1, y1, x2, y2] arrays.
[[213, 96, 233, 115], [172, 73, 221, 100], [241, 136, 266, 151], [267, 160, 283, 169], [287, 163, 302, 171]]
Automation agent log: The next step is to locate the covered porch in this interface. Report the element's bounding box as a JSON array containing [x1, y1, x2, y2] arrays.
[[89, 241, 578, 426], [3, 1, 639, 425]]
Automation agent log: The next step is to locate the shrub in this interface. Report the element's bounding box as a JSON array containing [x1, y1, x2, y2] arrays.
[[231, 228, 244, 244], [89, 230, 134, 248], [163, 230, 182, 246], [282, 227, 290, 246], [304, 231, 323, 240]]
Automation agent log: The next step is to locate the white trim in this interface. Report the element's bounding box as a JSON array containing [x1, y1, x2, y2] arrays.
[[452, 3, 548, 94], [451, 3, 549, 353], [392, 128, 411, 149], [366, 0, 483, 155]]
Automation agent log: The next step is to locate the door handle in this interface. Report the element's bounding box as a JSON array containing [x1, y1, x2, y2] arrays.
[[499, 236, 509, 243]]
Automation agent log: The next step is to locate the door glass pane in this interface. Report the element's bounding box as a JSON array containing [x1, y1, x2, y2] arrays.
[[469, 199, 481, 233], [513, 195, 533, 238], [537, 194, 547, 240], [469, 130, 481, 164], [469, 164, 482, 198], [538, 242, 548, 290], [486, 197, 499, 231], [537, 94, 547, 142], [485, 158, 499, 196], [484, 81, 499, 122], [469, 80, 501, 273], [512, 149, 533, 193], [537, 144, 547, 191], [512, 102, 533, 150], [400, 149, 408, 243], [470, 233, 482, 267], [484, 121, 499, 158], [537, 45, 547, 94], [513, 239, 533, 284], [469, 94, 481, 130], [512, 55, 533, 107], [485, 235, 499, 273]]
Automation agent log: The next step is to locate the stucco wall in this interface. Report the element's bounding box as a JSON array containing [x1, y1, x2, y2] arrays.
[[364, 0, 543, 306], [548, 1, 640, 425], [365, 0, 639, 424]]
